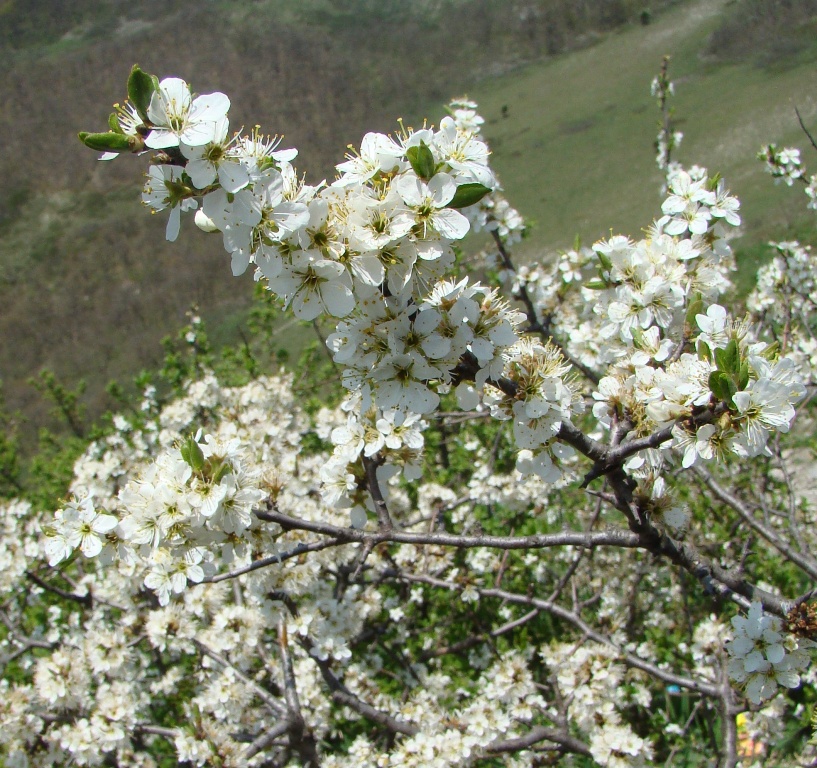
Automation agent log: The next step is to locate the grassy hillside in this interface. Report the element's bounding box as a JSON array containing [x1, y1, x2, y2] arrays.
[[2, 0, 817, 450], [467, 0, 817, 283]]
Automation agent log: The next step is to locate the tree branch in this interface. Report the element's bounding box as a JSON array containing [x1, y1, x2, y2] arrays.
[[386, 569, 719, 697], [305, 641, 419, 737], [485, 724, 591, 757], [694, 464, 817, 580], [255, 506, 640, 553], [278, 622, 321, 767]]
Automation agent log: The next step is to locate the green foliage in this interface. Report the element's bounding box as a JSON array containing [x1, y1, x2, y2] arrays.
[[159, 309, 214, 396], [77, 131, 132, 153], [30, 369, 86, 439], [26, 427, 86, 510], [447, 182, 491, 209], [0, 381, 22, 498], [127, 64, 157, 122]]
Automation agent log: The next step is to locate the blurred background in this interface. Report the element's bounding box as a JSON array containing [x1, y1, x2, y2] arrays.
[[2, 0, 817, 454]]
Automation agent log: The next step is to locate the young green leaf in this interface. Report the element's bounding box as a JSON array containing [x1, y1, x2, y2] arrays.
[[180, 434, 205, 472], [685, 293, 703, 328], [127, 64, 156, 123], [78, 131, 132, 153], [447, 183, 491, 209], [406, 141, 436, 180]]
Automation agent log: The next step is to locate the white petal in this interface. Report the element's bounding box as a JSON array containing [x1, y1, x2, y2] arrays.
[[321, 282, 356, 318], [189, 92, 230, 123], [432, 208, 470, 239], [165, 207, 181, 242], [145, 129, 181, 149], [218, 161, 250, 193], [428, 173, 457, 206]]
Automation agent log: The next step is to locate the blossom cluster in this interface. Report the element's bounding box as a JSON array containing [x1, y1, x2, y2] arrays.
[[98, 71, 583, 492], [91, 71, 811, 501], [748, 239, 817, 383], [13, 61, 816, 767], [758, 143, 817, 209], [727, 602, 815, 705]]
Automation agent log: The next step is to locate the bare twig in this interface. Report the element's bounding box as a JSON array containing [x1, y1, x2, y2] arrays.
[[194, 640, 285, 716], [386, 568, 719, 697], [255, 506, 640, 552], [363, 455, 393, 531], [693, 465, 817, 580], [486, 725, 591, 757], [795, 105, 817, 153], [278, 622, 321, 767]]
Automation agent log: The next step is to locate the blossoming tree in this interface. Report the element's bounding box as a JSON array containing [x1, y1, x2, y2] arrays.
[[2, 62, 817, 767]]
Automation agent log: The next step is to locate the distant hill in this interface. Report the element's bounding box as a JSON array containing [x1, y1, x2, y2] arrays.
[[3, 0, 817, 450]]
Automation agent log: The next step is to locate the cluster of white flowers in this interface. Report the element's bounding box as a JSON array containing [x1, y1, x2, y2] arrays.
[[727, 602, 815, 704], [544, 642, 654, 767], [13, 63, 816, 766], [100, 73, 812, 498], [759, 143, 817, 210], [134, 78, 571, 491], [759, 144, 804, 187], [748, 240, 817, 383]]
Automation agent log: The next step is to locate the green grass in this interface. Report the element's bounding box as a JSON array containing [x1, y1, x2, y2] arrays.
[[455, 0, 817, 267]]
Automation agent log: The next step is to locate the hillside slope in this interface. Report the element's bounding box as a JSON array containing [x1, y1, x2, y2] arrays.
[[3, 0, 817, 447], [469, 0, 817, 263]]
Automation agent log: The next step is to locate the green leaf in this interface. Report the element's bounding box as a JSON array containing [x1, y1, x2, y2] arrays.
[[631, 327, 645, 349], [714, 347, 728, 373], [212, 461, 231, 484], [696, 339, 711, 363], [685, 293, 703, 328], [406, 141, 436, 180], [725, 339, 738, 368], [447, 182, 491, 209], [596, 250, 612, 272], [708, 371, 736, 406], [78, 131, 132, 153], [108, 112, 123, 134], [713, 339, 739, 375], [708, 371, 726, 400], [180, 434, 205, 471], [738, 360, 750, 390], [127, 64, 156, 122], [584, 279, 608, 290], [723, 339, 739, 374]]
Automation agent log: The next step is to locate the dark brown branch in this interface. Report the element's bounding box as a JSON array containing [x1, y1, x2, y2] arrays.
[[255, 507, 640, 552], [363, 455, 393, 531], [26, 570, 93, 607], [795, 105, 817, 153], [387, 569, 719, 697], [201, 539, 344, 584], [486, 725, 591, 757], [604, 467, 794, 618], [306, 643, 419, 737], [244, 721, 291, 760], [278, 623, 321, 767], [135, 724, 178, 739]]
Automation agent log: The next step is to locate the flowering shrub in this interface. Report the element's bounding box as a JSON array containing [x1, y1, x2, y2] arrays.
[[2, 63, 817, 766]]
